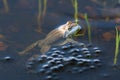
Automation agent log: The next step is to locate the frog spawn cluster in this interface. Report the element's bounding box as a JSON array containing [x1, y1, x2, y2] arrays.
[[25, 42, 102, 80]]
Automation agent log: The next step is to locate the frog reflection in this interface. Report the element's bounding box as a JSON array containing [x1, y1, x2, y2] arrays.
[[19, 21, 83, 55]]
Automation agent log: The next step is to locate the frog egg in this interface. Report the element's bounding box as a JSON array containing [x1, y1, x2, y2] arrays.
[[50, 66, 60, 72], [94, 49, 102, 54], [68, 48, 80, 53], [72, 52, 79, 56], [71, 67, 79, 73], [86, 43, 92, 47], [45, 75, 53, 80], [42, 64, 50, 69], [55, 61, 62, 64], [78, 43, 85, 47], [51, 48, 58, 51], [48, 60, 56, 66], [77, 61, 84, 66], [26, 61, 34, 65], [76, 55, 83, 58], [57, 64, 64, 70], [78, 69, 84, 73], [84, 53, 92, 58], [41, 55, 47, 60], [82, 50, 90, 54], [93, 47, 100, 50], [51, 52, 58, 57], [45, 70, 52, 75], [25, 65, 33, 70], [3, 56, 12, 61], [89, 65, 96, 69], [47, 56, 53, 61], [60, 52, 65, 55], [61, 45, 69, 50], [92, 59, 101, 64], [81, 48, 89, 51], [53, 50, 61, 54], [37, 68, 46, 74]]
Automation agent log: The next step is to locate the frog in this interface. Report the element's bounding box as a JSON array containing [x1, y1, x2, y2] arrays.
[[19, 21, 84, 55]]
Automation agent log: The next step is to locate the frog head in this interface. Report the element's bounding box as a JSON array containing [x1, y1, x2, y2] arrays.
[[63, 21, 83, 38]]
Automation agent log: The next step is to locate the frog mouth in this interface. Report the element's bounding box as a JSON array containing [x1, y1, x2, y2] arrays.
[[63, 24, 82, 38]]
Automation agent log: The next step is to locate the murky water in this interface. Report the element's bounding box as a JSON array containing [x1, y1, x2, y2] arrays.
[[0, 0, 120, 80]]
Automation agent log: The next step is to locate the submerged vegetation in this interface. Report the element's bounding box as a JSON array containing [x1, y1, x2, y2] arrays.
[[2, 0, 9, 13], [72, 0, 91, 43], [36, 0, 47, 33], [114, 27, 120, 65], [71, 0, 86, 37], [71, 0, 78, 23], [84, 13, 92, 44]]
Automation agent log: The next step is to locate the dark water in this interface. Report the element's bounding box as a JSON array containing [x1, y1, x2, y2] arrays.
[[0, 0, 120, 80]]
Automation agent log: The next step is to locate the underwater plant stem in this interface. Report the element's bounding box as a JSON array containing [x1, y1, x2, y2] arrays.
[[38, 0, 42, 17], [84, 13, 92, 43], [3, 0, 9, 13], [43, 0, 47, 17], [72, 0, 78, 23], [37, 0, 42, 32], [114, 27, 120, 65], [74, 0, 78, 23], [37, 0, 47, 33]]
